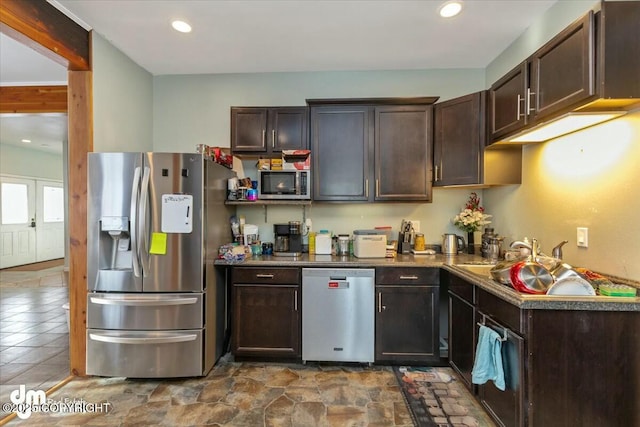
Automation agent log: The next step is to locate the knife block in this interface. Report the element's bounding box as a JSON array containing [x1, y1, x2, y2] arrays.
[[397, 232, 412, 254]]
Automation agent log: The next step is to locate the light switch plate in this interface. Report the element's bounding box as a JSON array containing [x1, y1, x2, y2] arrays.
[[577, 227, 588, 247]]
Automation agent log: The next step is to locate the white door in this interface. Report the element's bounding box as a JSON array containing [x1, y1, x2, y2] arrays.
[[35, 180, 65, 262], [0, 176, 36, 268]]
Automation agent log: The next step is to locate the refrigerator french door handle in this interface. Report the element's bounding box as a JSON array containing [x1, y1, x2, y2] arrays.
[[130, 166, 142, 277], [90, 296, 198, 306], [139, 166, 151, 276], [89, 333, 197, 345]]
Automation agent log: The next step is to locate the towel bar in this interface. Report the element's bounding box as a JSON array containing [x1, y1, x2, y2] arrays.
[[477, 320, 508, 342]]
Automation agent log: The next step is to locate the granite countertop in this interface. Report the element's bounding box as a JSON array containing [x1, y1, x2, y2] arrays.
[[443, 265, 640, 312], [215, 253, 640, 312]]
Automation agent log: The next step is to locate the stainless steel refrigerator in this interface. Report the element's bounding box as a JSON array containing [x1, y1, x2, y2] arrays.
[[86, 152, 235, 378]]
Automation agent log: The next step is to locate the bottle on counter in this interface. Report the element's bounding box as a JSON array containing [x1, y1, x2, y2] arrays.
[[309, 232, 316, 254], [481, 228, 495, 258]]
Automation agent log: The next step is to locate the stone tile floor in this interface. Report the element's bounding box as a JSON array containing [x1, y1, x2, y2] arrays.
[[0, 267, 69, 410], [3, 355, 415, 426]]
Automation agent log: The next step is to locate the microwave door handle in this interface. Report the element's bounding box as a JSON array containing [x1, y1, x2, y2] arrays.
[[130, 166, 142, 277], [295, 173, 300, 195]]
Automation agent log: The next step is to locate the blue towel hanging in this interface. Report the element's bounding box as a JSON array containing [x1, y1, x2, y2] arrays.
[[472, 324, 506, 391]]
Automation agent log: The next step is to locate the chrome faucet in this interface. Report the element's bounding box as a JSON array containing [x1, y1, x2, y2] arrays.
[[552, 240, 569, 260]]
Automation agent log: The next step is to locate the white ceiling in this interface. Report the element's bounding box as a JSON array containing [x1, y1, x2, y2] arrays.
[[53, 0, 558, 75], [0, 0, 559, 155]]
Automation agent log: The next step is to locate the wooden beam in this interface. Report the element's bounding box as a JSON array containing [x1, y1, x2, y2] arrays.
[[1, 2, 93, 378], [0, 85, 68, 113], [67, 70, 92, 376], [0, 0, 90, 70]]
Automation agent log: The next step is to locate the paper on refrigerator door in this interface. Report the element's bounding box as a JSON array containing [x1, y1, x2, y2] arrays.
[[149, 232, 167, 255], [161, 194, 193, 233]]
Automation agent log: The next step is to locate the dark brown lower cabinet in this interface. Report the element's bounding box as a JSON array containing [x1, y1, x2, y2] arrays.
[[375, 267, 440, 364], [448, 292, 476, 390], [449, 271, 640, 427], [526, 310, 640, 427], [476, 310, 525, 427], [231, 267, 301, 358]]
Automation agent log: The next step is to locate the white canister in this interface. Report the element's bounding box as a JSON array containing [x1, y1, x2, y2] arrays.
[[315, 233, 332, 255]]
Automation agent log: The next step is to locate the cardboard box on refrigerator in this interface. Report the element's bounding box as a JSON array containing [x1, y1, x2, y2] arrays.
[[282, 150, 311, 170], [270, 158, 283, 170]]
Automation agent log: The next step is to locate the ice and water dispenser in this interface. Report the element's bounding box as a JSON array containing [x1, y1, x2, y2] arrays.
[[92, 215, 137, 291], [99, 216, 131, 270]]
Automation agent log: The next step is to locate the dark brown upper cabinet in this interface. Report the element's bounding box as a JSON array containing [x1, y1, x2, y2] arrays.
[[489, 63, 528, 141], [528, 11, 595, 121], [308, 98, 437, 202], [489, 1, 640, 144], [375, 105, 433, 201], [230, 107, 308, 155], [489, 12, 593, 142], [434, 92, 484, 186], [435, 92, 522, 187], [310, 105, 372, 201]]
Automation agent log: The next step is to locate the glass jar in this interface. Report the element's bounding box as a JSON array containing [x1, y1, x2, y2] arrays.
[[337, 235, 350, 256], [414, 233, 425, 251]]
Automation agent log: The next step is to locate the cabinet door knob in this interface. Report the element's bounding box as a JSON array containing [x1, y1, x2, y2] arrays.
[[262, 130, 266, 147], [272, 129, 276, 149], [256, 274, 274, 279]]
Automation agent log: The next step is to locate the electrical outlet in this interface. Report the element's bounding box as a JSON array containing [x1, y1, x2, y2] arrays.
[[409, 220, 420, 232], [577, 227, 588, 248]]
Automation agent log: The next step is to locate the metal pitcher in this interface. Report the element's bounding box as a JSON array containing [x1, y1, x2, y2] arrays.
[[443, 234, 466, 255]]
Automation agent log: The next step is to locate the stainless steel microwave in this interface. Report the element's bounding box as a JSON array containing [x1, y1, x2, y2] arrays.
[[258, 170, 311, 200]]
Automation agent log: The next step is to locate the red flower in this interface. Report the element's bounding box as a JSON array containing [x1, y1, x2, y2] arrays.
[[465, 192, 484, 212]]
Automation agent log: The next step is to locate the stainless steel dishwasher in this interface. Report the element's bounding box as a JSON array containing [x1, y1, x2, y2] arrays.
[[302, 268, 375, 363]]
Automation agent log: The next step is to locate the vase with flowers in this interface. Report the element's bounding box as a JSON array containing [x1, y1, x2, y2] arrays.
[[453, 192, 492, 254]]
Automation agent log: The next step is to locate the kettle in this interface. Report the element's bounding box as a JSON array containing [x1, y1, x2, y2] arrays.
[[443, 234, 466, 255]]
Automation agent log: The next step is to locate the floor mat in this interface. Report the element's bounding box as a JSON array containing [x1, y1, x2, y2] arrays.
[[393, 366, 495, 427]]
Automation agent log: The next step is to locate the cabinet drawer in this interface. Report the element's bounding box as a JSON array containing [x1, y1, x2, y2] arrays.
[[232, 267, 300, 284], [375, 267, 439, 285], [448, 272, 475, 303], [477, 289, 524, 335]]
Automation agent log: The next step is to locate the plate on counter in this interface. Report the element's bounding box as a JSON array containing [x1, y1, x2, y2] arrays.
[[546, 277, 596, 296]]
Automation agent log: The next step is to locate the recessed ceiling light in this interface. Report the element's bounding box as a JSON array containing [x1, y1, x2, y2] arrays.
[[21, 139, 31, 143], [439, 1, 463, 18], [171, 20, 192, 33]]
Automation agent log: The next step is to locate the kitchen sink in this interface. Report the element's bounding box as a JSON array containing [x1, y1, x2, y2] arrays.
[[454, 264, 495, 278]]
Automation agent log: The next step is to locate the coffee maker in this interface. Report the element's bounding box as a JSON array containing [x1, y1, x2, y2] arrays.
[[274, 221, 303, 257]]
